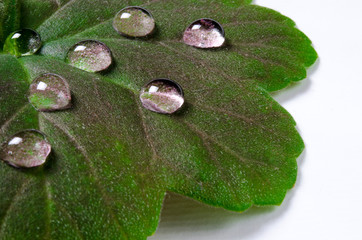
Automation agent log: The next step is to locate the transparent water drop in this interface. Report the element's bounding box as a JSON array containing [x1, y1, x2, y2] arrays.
[[0, 130, 51, 168], [183, 19, 225, 48], [113, 6, 155, 37], [28, 73, 72, 112], [66, 40, 112, 72], [3, 29, 42, 57], [140, 79, 184, 114]]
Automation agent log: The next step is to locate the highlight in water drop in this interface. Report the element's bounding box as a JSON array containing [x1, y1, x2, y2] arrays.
[[28, 73, 72, 112], [66, 40, 112, 72], [0, 130, 51, 168], [183, 19, 225, 48], [113, 6, 155, 37], [140, 79, 184, 114]]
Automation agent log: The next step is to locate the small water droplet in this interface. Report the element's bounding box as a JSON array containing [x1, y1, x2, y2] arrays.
[[113, 6, 155, 37], [0, 130, 51, 168], [28, 73, 72, 112], [3, 29, 42, 57], [183, 19, 225, 48], [66, 40, 112, 72], [140, 79, 184, 114]]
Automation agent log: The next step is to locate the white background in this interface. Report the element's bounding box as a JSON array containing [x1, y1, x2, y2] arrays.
[[150, 0, 362, 239]]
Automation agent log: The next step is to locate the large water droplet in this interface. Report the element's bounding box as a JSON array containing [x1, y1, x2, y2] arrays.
[[183, 19, 225, 48], [66, 40, 112, 72], [28, 73, 72, 112], [140, 79, 184, 114], [113, 6, 155, 37], [3, 29, 42, 57], [0, 130, 51, 168]]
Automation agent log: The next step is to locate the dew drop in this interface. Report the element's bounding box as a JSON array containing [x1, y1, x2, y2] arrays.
[[183, 19, 225, 48], [113, 6, 155, 37], [140, 79, 184, 114], [28, 73, 72, 112], [0, 130, 51, 168], [66, 40, 112, 72], [3, 29, 42, 57]]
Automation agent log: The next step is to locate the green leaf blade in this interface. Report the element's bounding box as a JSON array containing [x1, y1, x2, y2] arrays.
[[39, 0, 317, 91], [0, 0, 21, 45], [18, 0, 70, 30], [0, 0, 317, 239], [21, 56, 166, 239], [0, 54, 31, 129]]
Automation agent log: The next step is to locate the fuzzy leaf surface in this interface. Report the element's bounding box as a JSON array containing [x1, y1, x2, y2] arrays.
[[0, 0, 317, 239]]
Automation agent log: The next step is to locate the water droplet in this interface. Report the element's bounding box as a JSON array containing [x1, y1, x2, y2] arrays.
[[28, 73, 72, 112], [3, 29, 42, 57], [183, 19, 225, 48], [140, 79, 184, 114], [113, 6, 155, 37], [66, 40, 112, 72], [0, 130, 51, 168]]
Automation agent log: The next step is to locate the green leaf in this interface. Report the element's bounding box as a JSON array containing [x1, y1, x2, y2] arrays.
[[0, 0, 317, 239], [0, 0, 21, 45], [18, 0, 65, 30]]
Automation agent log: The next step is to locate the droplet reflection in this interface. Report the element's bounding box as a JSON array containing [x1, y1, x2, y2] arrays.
[[113, 6, 155, 37], [28, 73, 72, 112], [0, 130, 51, 168], [66, 40, 112, 72], [140, 79, 184, 114], [183, 19, 225, 48], [3, 29, 42, 57]]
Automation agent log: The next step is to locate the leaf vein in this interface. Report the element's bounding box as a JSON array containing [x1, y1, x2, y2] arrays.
[[133, 94, 202, 186], [158, 41, 255, 84], [223, 19, 292, 27], [191, 102, 291, 143], [44, 179, 52, 240], [182, 120, 242, 203], [0, 104, 29, 135], [40, 113, 129, 240], [234, 48, 300, 73], [183, 121, 272, 185], [52, 199, 85, 240], [0, 179, 31, 236]]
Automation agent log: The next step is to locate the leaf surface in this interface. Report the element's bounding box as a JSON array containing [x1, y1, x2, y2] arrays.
[[0, 0, 317, 239], [0, 0, 20, 44]]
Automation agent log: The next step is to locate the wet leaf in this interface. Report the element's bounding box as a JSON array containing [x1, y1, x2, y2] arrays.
[[0, 0, 317, 239]]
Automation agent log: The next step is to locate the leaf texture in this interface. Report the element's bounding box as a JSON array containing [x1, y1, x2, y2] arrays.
[[0, 0, 317, 239]]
